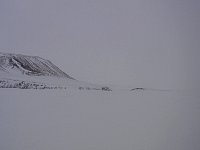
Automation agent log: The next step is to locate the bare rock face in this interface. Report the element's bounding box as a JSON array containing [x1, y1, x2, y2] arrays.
[[0, 52, 74, 79]]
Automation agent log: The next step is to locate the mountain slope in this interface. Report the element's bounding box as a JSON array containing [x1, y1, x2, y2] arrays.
[[0, 52, 74, 79], [0, 52, 111, 91]]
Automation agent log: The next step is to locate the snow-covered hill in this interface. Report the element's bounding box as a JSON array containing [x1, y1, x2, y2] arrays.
[[0, 52, 74, 78], [0, 52, 111, 90]]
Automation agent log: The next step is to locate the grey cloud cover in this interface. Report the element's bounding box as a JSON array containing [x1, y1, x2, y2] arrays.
[[0, 0, 199, 89]]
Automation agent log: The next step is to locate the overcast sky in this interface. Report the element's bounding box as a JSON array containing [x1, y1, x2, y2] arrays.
[[0, 0, 199, 89]]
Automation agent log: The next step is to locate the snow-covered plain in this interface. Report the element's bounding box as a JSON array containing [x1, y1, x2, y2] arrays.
[[0, 89, 200, 150]]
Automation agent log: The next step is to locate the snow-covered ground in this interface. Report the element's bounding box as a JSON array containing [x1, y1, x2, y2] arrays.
[[0, 89, 200, 150], [0, 52, 107, 90], [0, 73, 105, 90]]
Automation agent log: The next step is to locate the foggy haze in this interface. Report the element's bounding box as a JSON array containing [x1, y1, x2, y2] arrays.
[[1, 1, 200, 150], [0, 0, 199, 89]]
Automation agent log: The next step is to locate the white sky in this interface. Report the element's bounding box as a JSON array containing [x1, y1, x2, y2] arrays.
[[0, 0, 200, 89]]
